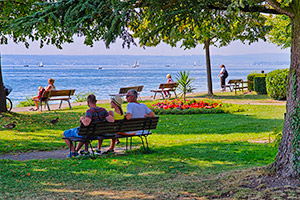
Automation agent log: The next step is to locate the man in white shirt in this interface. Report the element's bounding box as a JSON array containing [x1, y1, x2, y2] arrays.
[[125, 89, 155, 120]]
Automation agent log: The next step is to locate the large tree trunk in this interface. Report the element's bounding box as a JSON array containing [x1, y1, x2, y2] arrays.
[[273, 15, 300, 178], [0, 53, 7, 112], [204, 39, 213, 96]]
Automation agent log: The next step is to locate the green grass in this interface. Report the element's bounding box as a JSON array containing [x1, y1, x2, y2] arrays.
[[0, 99, 287, 199]]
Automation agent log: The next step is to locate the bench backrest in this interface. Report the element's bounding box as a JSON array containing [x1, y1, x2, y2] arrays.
[[78, 117, 159, 137], [119, 85, 144, 94], [158, 83, 178, 89], [42, 89, 76, 98], [228, 79, 243, 84]]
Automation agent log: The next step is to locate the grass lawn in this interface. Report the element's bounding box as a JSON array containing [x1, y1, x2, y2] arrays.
[[0, 95, 288, 199]]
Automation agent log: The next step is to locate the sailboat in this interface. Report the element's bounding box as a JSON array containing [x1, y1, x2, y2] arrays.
[[133, 60, 139, 68], [39, 62, 43, 67]]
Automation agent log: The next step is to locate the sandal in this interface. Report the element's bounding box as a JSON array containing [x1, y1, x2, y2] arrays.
[[29, 108, 38, 111]]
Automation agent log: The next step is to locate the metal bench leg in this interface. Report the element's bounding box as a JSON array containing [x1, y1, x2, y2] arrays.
[[46, 101, 51, 111], [153, 92, 157, 99], [89, 141, 96, 159], [59, 100, 63, 109], [130, 137, 132, 150], [139, 136, 146, 152], [67, 100, 72, 108], [161, 92, 165, 99], [144, 136, 150, 152], [126, 137, 128, 150]]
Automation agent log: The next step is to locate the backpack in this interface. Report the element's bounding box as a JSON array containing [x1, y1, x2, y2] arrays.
[[223, 69, 228, 78]]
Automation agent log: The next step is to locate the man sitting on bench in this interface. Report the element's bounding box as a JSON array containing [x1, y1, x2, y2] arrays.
[[125, 89, 155, 120], [63, 94, 114, 158]]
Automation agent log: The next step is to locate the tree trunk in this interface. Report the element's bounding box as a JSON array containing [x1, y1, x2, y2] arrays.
[[273, 15, 300, 178], [204, 39, 213, 96], [0, 53, 7, 112]]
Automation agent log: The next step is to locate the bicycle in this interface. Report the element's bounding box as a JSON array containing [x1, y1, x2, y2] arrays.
[[4, 85, 13, 112]]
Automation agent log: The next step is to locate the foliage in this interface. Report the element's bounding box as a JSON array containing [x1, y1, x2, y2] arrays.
[[254, 76, 267, 95], [74, 91, 93, 103], [17, 96, 35, 107], [176, 71, 195, 101], [266, 69, 289, 100], [290, 101, 300, 174], [266, 14, 291, 49], [272, 126, 283, 148], [247, 72, 265, 91]]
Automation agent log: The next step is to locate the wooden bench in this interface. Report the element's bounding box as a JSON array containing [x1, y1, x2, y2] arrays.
[[109, 85, 144, 99], [63, 117, 159, 156], [225, 79, 248, 94], [150, 83, 179, 99], [33, 89, 75, 111]]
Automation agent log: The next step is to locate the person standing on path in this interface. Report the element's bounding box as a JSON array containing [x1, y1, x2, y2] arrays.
[[218, 64, 228, 91]]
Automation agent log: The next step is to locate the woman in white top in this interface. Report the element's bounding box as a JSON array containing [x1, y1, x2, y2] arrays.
[[31, 78, 56, 111]]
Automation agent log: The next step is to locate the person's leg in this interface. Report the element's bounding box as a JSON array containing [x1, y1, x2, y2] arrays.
[[95, 139, 103, 154], [32, 96, 39, 110], [63, 127, 80, 157], [109, 139, 116, 151]]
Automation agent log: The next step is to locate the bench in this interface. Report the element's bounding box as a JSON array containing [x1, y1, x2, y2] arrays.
[[63, 117, 159, 156], [33, 89, 75, 111], [109, 85, 144, 99], [150, 83, 179, 99], [225, 79, 248, 94]]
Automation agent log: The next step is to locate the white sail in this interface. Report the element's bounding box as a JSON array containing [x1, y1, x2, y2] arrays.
[[133, 60, 139, 68], [39, 62, 43, 67]]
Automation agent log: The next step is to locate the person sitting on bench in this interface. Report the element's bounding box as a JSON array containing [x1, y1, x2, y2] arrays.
[[63, 94, 114, 158], [31, 78, 56, 111], [96, 96, 124, 155], [125, 89, 155, 120]]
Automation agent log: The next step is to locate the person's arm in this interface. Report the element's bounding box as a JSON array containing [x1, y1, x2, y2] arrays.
[[45, 85, 52, 91], [144, 111, 155, 118], [80, 116, 92, 126], [108, 110, 114, 116], [105, 115, 115, 122], [125, 113, 132, 120]]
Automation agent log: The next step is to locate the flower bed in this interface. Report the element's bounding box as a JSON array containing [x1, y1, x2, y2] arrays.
[[149, 99, 230, 115]]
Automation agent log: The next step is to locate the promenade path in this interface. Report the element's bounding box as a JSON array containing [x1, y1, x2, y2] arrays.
[[1, 91, 286, 161]]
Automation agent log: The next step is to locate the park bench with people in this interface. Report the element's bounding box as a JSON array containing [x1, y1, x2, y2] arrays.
[[109, 85, 144, 99], [33, 89, 76, 111], [226, 79, 249, 94], [63, 116, 159, 157], [150, 83, 179, 99]]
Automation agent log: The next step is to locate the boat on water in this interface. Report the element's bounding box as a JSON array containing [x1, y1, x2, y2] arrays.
[[24, 64, 29, 67], [39, 62, 43, 67], [98, 66, 103, 69], [133, 60, 139, 68], [165, 65, 170, 67]]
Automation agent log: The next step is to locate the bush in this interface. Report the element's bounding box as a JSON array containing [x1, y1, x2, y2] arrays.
[[17, 96, 35, 107], [254, 76, 267, 94], [247, 72, 266, 91], [266, 69, 289, 100]]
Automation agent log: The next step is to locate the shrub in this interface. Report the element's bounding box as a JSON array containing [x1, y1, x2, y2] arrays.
[[266, 69, 289, 100], [254, 76, 267, 94], [17, 96, 35, 107], [247, 72, 266, 91]]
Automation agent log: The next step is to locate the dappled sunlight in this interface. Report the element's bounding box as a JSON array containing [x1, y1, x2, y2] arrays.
[[87, 190, 156, 199]]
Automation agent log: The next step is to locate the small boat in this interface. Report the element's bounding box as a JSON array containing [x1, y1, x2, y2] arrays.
[[39, 62, 43, 67], [165, 65, 170, 67], [133, 60, 139, 68], [194, 61, 197, 66], [24, 64, 29, 67], [98, 66, 103, 69]]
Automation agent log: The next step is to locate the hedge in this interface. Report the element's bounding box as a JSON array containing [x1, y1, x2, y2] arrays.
[[266, 69, 289, 100], [247, 73, 266, 91], [254, 76, 267, 94]]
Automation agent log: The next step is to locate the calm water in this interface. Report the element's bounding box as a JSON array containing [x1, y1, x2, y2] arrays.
[[1, 55, 288, 105]]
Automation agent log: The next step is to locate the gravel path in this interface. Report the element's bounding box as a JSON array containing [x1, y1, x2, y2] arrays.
[[0, 146, 132, 161]]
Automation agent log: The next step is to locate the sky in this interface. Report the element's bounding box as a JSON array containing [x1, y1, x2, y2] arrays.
[[0, 37, 291, 56]]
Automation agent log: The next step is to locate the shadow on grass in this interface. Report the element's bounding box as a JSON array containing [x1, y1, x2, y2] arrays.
[[0, 141, 277, 199]]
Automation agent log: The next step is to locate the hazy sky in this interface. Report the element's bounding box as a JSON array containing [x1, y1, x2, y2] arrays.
[[0, 37, 290, 56]]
